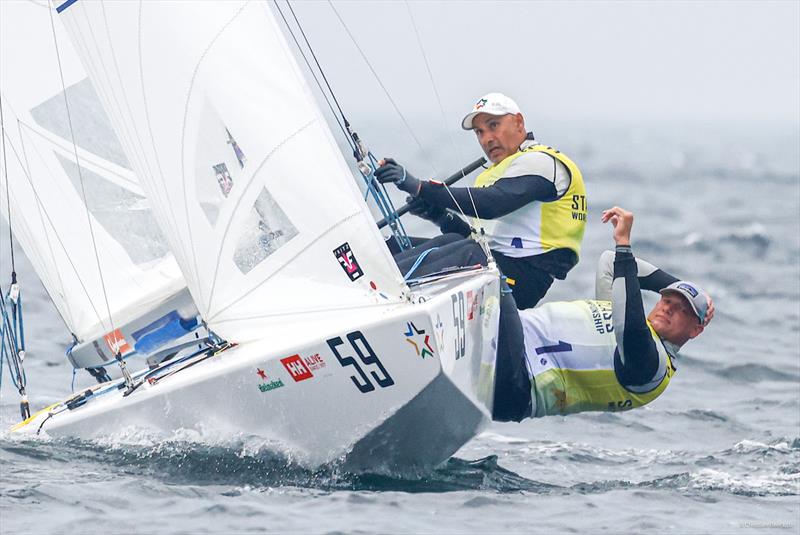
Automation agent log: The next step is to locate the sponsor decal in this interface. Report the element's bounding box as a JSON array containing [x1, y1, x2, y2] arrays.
[[281, 354, 314, 382], [304, 353, 326, 371], [434, 314, 445, 354], [474, 98, 487, 110], [103, 329, 133, 356], [677, 283, 699, 298], [404, 321, 434, 359], [225, 127, 246, 168], [213, 162, 233, 197], [466, 290, 481, 321], [255, 368, 284, 393], [333, 242, 364, 281], [540, 358, 547, 366]]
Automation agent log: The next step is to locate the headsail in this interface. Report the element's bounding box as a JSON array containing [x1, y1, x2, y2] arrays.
[[57, 1, 408, 342], [0, 0, 185, 343]]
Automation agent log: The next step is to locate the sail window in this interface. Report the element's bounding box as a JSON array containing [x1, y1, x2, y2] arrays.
[[233, 187, 298, 274], [195, 102, 247, 226], [30, 78, 131, 169], [56, 154, 169, 264]]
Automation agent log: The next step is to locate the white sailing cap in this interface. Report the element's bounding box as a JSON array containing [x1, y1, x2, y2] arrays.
[[659, 281, 710, 324], [461, 92, 521, 130]]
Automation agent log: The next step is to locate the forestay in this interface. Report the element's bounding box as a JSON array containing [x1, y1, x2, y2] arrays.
[[57, 0, 407, 343], [0, 0, 185, 343]]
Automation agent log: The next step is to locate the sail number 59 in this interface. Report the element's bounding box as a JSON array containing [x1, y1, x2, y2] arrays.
[[327, 331, 394, 393]]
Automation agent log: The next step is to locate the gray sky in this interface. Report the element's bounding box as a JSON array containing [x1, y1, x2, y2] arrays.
[[286, 1, 799, 126]]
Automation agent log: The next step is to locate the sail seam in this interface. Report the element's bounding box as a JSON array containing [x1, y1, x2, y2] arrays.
[[1, 125, 104, 334], [205, 118, 316, 315], [179, 0, 251, 316], [138, 0, 185, 272], [206, 211, 363, 324]]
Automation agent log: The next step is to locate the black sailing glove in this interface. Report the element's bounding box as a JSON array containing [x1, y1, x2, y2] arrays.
[[407, 196, 446, 223], [375, 158, 421, 195]]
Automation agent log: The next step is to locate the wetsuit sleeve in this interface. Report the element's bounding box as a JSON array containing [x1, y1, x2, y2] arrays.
[[610, 245, 662, 387], [416, 175, 557, 219], [595, 250, 680, 300]]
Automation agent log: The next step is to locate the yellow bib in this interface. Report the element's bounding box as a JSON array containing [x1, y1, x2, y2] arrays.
[[473, 144, 586, 256]]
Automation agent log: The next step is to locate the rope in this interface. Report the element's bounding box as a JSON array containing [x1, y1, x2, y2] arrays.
[[273, 1, 411, 250], [403, 247, 438, 280]]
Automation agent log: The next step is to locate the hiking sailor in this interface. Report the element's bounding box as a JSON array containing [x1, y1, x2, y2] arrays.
[[377, 92, 587, 309], [491, 206, 715, 422]]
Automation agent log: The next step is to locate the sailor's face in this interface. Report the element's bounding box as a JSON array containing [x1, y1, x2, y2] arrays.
[[648, 292, 704, 345], [472, 113, 526, 164]]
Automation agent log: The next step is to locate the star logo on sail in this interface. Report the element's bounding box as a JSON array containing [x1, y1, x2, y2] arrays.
[[404, 322, 434, 359], [333, 242, 363, 281]]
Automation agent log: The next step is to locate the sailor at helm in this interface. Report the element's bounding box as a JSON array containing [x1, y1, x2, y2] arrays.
[[377, 92, 587, 309], [491, 206, 715, 422]]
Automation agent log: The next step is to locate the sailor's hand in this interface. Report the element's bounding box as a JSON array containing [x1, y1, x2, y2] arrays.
[[703, 294, 715, 326], [376, 158, 421, 195], [407, 196, 446, 223], [601, 206, 633, 246]]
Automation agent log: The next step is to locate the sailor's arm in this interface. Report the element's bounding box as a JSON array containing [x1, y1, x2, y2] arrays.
[[595, 252, 679, 301], [416, 151, 568, 218], [601, 207, 663, 386]]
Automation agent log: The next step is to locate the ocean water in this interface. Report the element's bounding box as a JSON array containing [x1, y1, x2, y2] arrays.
[[1, 122, 798, 534]]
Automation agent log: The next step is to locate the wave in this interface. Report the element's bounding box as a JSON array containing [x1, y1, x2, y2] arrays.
[[708, 363, 799, 383], [0, 435, 554, 494]]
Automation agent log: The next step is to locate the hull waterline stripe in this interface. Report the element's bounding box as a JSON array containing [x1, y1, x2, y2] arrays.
[[56, 0, 79, 14]]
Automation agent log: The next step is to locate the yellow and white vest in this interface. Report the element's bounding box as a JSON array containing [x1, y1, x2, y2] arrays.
[[520, 300, 675, 417], [473, 143, 587, 258]]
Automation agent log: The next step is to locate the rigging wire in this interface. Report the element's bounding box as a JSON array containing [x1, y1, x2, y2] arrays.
[[274, 1, 412, 250], [1, 90, 30, 418], [0, 95, 15, 275], [47, 2, 134, 391], [272, 1, 355, 155], [326, 0, 439, 177], [402, 1, 486, 237]]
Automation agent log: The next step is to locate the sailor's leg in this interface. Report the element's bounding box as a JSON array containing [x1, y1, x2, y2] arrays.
[[392, 233, 464, 264], [384, 235, 430, 256], [492, 290, 533, 422], [493, 252, 555, 310], [396, 237, 487, 279]]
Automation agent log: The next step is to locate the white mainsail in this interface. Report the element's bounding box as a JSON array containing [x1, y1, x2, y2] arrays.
[[56, 0, 408, 343], [0, 0, 185, 343]]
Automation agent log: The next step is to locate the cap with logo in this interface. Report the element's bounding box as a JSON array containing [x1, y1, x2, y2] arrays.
[[461, 92, 521, 130], [659, 281, 710, 324]]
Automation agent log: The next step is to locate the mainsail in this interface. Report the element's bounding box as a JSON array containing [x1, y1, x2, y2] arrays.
[[56, 0, 408, 342], [0, 0, 185, 344]]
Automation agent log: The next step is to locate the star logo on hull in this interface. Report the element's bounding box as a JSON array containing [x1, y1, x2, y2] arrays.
[[404, 321, 434, 359]]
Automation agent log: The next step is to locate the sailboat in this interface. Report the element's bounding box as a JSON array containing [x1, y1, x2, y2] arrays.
[[1, 0, 501, 472]]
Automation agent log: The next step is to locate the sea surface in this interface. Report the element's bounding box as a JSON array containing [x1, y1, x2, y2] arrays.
[[1, 122, 798, 534]]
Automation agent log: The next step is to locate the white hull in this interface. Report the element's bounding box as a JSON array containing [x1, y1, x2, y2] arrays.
[[13, 270, 500, 472]]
